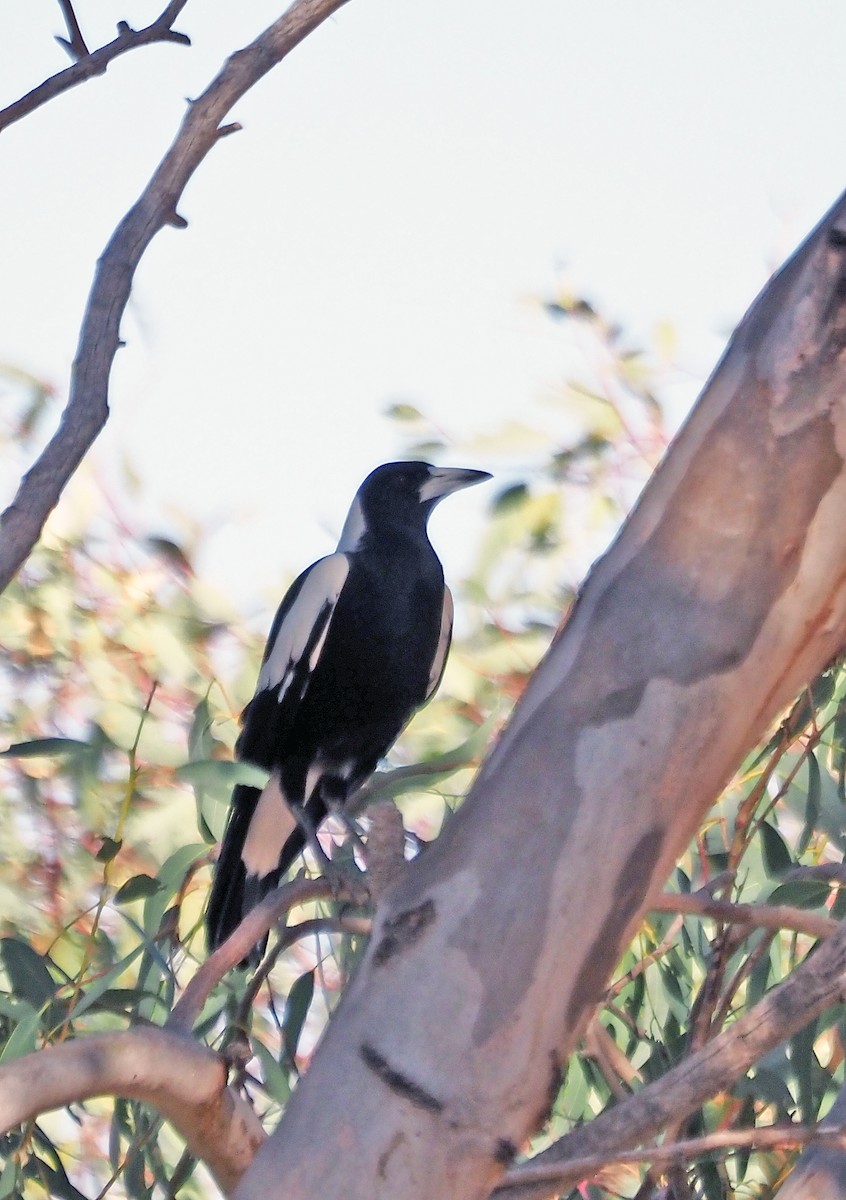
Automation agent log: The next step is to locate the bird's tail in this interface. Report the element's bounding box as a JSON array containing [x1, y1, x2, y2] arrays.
[[205, 783, 310, 963]]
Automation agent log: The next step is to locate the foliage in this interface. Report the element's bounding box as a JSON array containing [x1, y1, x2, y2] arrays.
[[1, 289, 844, 1199]]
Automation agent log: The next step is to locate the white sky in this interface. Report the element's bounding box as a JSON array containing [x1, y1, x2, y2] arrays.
[[1, 2, 845, 610]]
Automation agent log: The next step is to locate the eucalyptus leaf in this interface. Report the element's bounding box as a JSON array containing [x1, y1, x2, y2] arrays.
[[114, 874, 163, 905], [0, 737, 89, 759], [0, 938, 56, 1009]]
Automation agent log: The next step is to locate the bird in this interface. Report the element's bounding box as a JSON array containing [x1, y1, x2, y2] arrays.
[[205, 460, 491, 959]]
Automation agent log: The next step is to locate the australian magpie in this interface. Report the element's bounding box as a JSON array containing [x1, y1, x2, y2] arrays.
[[205, 460, 491, 958]]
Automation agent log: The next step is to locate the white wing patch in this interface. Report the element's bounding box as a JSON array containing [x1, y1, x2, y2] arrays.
[[259, 554, 349, 702], [242, 773, 298, 878], [426, 587, 454, 699]]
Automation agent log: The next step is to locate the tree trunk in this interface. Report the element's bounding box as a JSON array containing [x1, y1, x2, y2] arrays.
[[235, 189, 846, 1200]]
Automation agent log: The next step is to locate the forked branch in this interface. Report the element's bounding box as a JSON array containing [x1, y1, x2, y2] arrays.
[[0, 0, 352, 593], [0, 2, 191, 134]]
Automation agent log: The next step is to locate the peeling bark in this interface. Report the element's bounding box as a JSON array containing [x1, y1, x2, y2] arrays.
[[234, 189, 846, 1200]]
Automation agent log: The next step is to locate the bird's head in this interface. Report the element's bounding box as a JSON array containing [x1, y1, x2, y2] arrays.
[[338, 461, 491, 550]]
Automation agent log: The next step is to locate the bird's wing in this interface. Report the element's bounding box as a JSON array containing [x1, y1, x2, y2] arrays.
[[237, 553, 350, 761], [425, 586, 454, 701]]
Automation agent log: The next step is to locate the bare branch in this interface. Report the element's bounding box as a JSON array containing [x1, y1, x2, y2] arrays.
[[494, 917, 846, 1199], [502, 1122, 846, 1191], [56, 0, 90, 60], [0, 0, 352, 592], [650, 891, 838, 941], [0, 1026, 265, 1196], [0, 3, 191, 134]]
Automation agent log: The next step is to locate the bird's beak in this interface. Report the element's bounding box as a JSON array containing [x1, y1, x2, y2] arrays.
[[419, 466, 492, 504]]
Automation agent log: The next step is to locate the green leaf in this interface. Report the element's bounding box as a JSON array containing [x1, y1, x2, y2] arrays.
[[252, 1039, 292, 1104], [0, 1001, 40, 1063], [283, 969, 315, 1063], [188, 695, 215, 762], [352, 717, 496, 810], [769, 880, 830, 909], [737, 1066, 794, 1114], [114, 875, 163, 905], [176, 759, 268, 789], [798, 751, 822, 855], [143, 843, 207, 937], [0, 737, 89, 759], [68, 943, 145, 1021], [492, 483, 529, 513], [761, 821, 792, 877], [791, 1020, 818, 1123], [0, 1158, 18, 1199], [698, 1158, 724, 1200], [28, 1128, 90, 1200], [0, 938, 56, 1009], [385, 402, 424, 422], [96, 836, 123, 862]]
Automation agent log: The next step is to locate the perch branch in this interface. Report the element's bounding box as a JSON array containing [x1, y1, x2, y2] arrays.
[[168, 871, 368, 1032], [167, 876, 338, 1032]]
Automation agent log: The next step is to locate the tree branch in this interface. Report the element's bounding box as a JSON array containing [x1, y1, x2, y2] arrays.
[[650, 890, 838, 941], [56, 0, 91, 60], [0, 0, 352, 592], [167, 876, 337, 1032], [501, 1122, 846, 1191], [167, 873, 369, 1032], [0, 1026, 265, 1196], [494, 914, 846, 1199], [0, 2, 191, 134]]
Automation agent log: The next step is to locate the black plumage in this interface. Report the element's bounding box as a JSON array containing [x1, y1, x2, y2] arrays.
[[205, 460, 490, 958]]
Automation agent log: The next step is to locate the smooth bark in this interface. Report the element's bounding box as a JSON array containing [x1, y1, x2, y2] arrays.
[[0, 1028, 265, 1194]]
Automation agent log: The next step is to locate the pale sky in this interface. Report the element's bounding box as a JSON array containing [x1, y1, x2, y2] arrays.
[[2, 2, 845, 608]]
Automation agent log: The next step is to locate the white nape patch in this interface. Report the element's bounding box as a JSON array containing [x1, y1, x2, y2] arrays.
[[258, 554, 350, 698], [426, 588, 454, 699], [242, 774, 297, 878], [337, 496, 366, 551]]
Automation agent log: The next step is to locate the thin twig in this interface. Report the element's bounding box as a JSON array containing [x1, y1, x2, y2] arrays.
[[235, 913, 372, 1030], [0, 2, 191, 134], [583, 1018, 641, 1099], [0, 0, 352, 591], [167, 874, 369, 1032], [56, 0, 90, 60], [501, 1122, 846, 1190], [651, 892, 838, 942]]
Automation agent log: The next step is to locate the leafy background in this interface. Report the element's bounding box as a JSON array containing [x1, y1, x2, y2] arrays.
[[1, 291, 843, 1198]]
